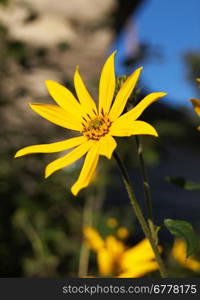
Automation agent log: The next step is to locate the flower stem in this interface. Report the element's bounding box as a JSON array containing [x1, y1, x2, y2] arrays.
[[78, 194, 93, 277], [113, 151, 168, 278], [134, 136, 154, 230]]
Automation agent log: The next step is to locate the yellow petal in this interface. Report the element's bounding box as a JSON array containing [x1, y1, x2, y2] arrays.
[[15, 136, 86, 158], [45, 80, 82, 122], [45, 140, 93, 178], [122, 239, 156, 265], [110, 120, 158, 137], [196, 78, 200, 84], [98, 51, 116, 114], [97, 248, 114, 276], [74, 67, 97, 116], [98, 135, 117, 159], [120, 239, 161, 275], [105, 236, 125, 261], [112, 92, 167, 126], [109, 67, 143, 121], [29, 103, 82, 131], [190, 98, 200, 117], [172, 239, 200, 272], [118, 261, 158, 278], [71, 143, 99, 196], [84, 226, 105, 252]]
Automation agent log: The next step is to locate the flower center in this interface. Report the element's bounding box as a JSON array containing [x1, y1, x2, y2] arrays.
[[82, 113, 112, 140]]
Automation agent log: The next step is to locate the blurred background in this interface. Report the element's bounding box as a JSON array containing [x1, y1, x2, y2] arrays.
[[0, 0, 200, 277]]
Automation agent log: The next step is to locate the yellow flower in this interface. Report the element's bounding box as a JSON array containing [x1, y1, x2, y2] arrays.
[[172, 239, 200, 273], [15, 51, 166, 195], [84, 226, 159, 277]]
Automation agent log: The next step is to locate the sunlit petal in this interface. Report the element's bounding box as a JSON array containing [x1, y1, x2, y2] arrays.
[[112, 92, 167, 126], [99, 51, 116, 114], [98, 135, 117, 159], [45, 80, 82, 122], [121, 239, 156, 269], [71, 143, 99, 195], [45, 140, 93, 178], [15, 136, 86, 157], [109, 67, 143, 120], [74, 67, 97, 115], [111, 93, 167, 126], [110, 120, 158, 137], [29, 103, 82, 131]]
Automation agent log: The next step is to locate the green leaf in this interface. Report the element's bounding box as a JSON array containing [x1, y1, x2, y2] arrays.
[[164, 218, 199, 257], [166, 176, 200, 190]]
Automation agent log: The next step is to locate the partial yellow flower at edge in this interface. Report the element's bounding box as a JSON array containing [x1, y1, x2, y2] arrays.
[[172, 239, 200, 273], [190, 98, 200, 132], [15, 51, 167, 196]]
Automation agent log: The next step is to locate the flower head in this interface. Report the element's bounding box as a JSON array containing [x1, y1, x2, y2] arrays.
[[15, 51, 166, 195], [84, 226, 159, 277]]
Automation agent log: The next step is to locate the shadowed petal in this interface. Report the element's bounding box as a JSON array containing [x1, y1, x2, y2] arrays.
[[110, 120, 158, 137], [45, 140, 93, 178], [45, 80, 82, 122], [15, 136, 86, 157], [74, 67, 97, 115], [109, 67, 143, 121], [29, 103, 82, 131], [98, 135, 117, 159], [71, 143, 99, 196], [99, 51, 116, 114]]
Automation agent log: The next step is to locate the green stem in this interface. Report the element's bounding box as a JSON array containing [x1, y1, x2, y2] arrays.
[[78, 195, 93, 277], [135, 136, 154, 228], [113, 151, 167, 278]]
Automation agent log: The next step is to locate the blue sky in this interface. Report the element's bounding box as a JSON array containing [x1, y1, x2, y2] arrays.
[[112, 0, 200, 108]]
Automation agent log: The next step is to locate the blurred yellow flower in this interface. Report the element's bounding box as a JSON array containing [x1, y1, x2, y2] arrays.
[[84, 226, 104, 252], [106, 218, 118, 228], [84, 226, 159, 277], [117, 227, 129, 240], [172, 239, 200, 273], [15, 51, 166, 195]]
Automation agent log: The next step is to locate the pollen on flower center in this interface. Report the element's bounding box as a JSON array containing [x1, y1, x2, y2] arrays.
[[82, 112, 112, 140]]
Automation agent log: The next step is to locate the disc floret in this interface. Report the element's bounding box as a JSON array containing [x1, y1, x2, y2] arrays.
[[82, 112, 112, 140]]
